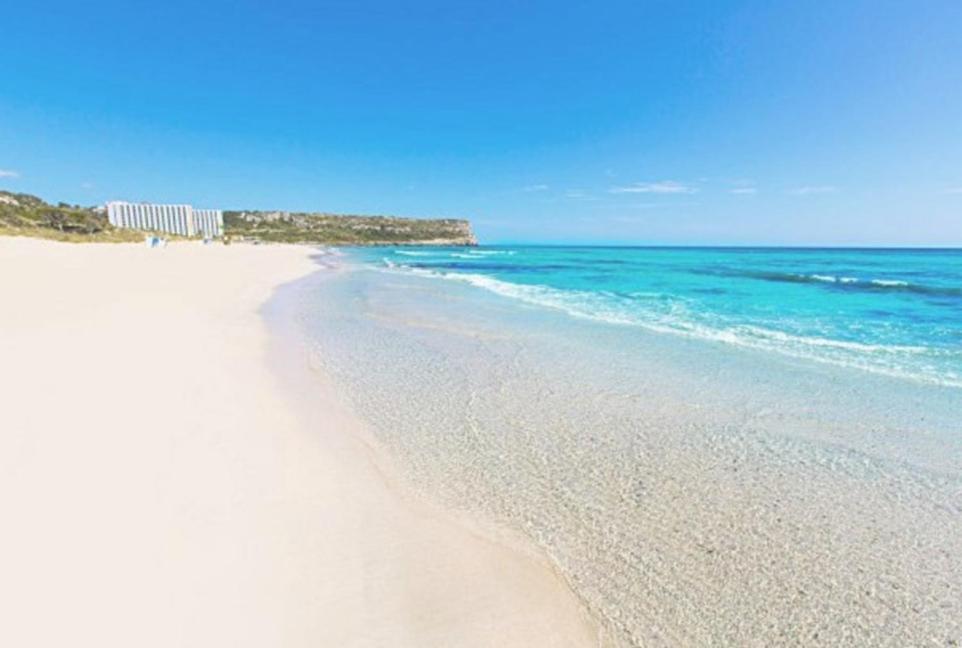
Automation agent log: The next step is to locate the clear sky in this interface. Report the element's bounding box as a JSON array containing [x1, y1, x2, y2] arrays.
[[2, 1, 961, 245]]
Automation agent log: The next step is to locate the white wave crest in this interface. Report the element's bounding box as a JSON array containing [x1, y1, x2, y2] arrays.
[[808, 274, 860, 284]]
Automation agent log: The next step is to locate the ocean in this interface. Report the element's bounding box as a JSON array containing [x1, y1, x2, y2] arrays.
[[293, 246, 962, 646], [378, 246, 962, 388]]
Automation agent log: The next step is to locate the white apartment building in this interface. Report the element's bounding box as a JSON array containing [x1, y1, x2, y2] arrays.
[[106, 201, 224, 238], [192, 208, 223, 238]]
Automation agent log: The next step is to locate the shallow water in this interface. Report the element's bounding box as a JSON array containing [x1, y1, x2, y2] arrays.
[[294, 247, 962, 646]]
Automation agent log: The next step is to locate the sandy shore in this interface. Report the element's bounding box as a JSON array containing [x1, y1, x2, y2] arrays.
[[0, 238, 599, 647]]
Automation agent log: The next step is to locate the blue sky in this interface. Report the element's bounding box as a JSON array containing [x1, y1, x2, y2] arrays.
[[2, 1, 961, 245]]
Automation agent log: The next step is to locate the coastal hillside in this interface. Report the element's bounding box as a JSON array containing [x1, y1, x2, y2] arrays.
[[0, 190, 478, 246], [224, 210, 477, 246], [0, 190, 143, 242]]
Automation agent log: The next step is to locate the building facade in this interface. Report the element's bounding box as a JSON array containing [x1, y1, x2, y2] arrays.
[[192, 208, 223, 238], [106, 202, 223, 238]]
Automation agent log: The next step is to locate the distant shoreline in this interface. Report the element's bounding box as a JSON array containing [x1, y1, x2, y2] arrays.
[[0, 188, 478, 246]]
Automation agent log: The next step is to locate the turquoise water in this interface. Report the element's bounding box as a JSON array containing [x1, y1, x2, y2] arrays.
[[290, 245, 962, 645], [371, 246, 962, 388]]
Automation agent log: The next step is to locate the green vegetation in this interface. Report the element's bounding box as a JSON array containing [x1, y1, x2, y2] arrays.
[[0, 189, 478, 246], [0, 190, 145, 242], [224, 210, 477, 246]]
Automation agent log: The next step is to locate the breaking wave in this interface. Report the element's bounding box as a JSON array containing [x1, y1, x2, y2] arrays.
[[381, 263, 962, 388], [696, 269, 960, 297]]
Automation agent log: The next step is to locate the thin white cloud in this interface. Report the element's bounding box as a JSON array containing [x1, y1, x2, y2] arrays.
[[522, 184, 549, 192], [789, 185, 837, 195], [943, 187, 962, 194], [0, 169, 20, 178], [596, 200, 700, 210], [564, 189, 590, 199], [81, 181, 95, 189], [609, 180, 697, 195], [729, 187, 757, 195]]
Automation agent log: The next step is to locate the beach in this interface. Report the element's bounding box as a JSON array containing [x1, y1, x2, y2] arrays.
[[2, 237, 960, 647], [5, 0, 960, 644], [0, 238, 600, 647]]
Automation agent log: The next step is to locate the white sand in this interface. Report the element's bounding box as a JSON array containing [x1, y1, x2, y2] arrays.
[[0, 238, 599, 647]]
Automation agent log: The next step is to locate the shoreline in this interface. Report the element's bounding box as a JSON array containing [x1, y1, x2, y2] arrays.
[[0, 238, 601, 647], [298, 251, 962, 646], [260, 255, 607, 646]]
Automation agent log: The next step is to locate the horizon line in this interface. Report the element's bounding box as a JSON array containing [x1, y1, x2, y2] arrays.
[[474, 242, 962, 250]]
